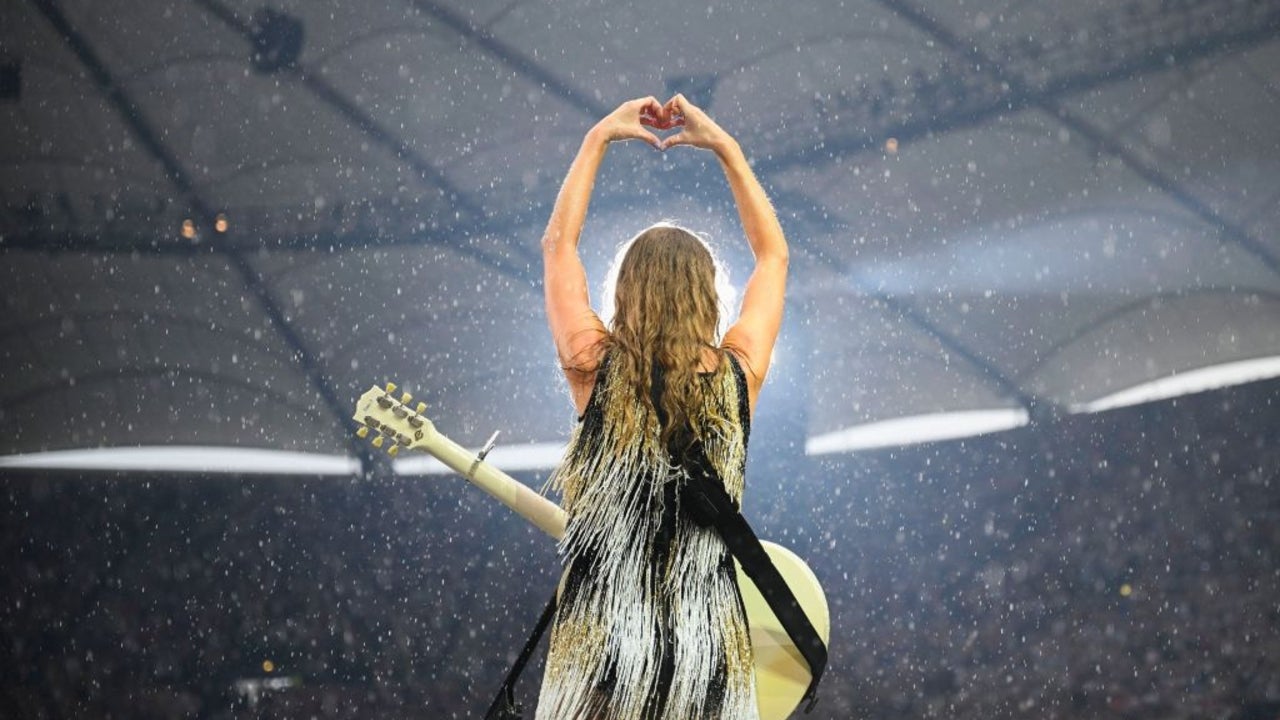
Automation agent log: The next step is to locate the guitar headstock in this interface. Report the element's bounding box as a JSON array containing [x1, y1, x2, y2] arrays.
[[352, 382, 437, 457]]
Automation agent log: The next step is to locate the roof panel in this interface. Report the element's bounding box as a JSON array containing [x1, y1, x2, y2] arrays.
[[0, 250, 344, 454], [804, 291, 1023, 433], [1025, 290, 1280, 405]]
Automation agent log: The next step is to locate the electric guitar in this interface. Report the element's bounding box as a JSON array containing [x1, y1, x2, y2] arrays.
[[353, 383, 830, 720]]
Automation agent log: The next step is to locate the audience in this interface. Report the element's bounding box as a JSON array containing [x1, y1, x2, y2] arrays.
[[2, 379, 1276, 718]]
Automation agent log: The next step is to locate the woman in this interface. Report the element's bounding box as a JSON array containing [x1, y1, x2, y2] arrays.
[[538, 94, 788, 720]]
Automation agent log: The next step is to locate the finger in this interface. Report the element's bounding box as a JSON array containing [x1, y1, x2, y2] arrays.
[[665, 93, 689, 115], [656, 100, 680, 128], [624, 97, 657, 127], [659, 131, 687, 150], [664, 100, 690, 129], [640, 96, 664, 120]]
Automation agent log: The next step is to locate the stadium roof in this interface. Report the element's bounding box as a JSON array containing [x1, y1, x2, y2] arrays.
[[3, 0, 1279, 471]]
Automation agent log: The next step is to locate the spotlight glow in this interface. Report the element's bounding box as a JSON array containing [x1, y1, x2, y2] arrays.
[[0, 446, 360, 475], [1071, 356, 1280, 414], [806, 408, 1030, 455], [393, 442, 567, 475]]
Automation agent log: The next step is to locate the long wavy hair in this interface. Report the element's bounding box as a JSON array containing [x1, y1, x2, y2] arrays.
[[599, 223, 729, 446]]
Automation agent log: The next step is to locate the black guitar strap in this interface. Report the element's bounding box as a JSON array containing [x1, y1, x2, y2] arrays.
[[651, 361, 827, 712], [671, 441, 827, 711], [484, 592, 558, 720]]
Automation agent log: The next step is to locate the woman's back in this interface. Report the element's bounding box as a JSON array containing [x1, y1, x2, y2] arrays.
[[537, 351, 759, 720]]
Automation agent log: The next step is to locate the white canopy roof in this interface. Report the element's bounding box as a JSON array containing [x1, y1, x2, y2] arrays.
[[3, 0, 1279, 467]]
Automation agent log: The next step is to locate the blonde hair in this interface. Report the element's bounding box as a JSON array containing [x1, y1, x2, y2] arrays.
[[597, 222, 729, 446]]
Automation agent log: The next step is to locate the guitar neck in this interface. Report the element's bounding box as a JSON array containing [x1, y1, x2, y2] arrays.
[[352, 384, 567, 540], [415, 431, 567, 541]]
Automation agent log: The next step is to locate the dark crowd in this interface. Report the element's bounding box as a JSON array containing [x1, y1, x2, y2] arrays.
[[2, 378, 1278, 719]]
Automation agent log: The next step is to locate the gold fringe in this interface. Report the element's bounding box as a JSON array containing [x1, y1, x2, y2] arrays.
[[537, 358, 758, 720]]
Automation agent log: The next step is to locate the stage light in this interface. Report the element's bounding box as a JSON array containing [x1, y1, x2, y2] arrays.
[[806, 408, 1030, 454], [0, 447, 362, 475], [394, 441, 568, 475], [885, 137, 899, 154], [1072, 356, 1280, 413], [181, 218, 196, 240], [215, 213, 228, 233], [262, 660, 275, 673]]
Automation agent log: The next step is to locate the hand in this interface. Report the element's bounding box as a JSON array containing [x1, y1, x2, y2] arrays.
[[592, 97, 668, 149], [657, 94, 732, 153]]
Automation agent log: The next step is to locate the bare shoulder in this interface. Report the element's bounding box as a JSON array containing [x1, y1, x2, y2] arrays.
[[721, 328, 771, 383]]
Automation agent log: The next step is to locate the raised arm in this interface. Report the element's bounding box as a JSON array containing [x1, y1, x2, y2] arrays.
[[661, 94, 789, 415], [543, 97, 667, 414]]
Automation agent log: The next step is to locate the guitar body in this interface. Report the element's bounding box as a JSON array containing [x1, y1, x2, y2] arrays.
[[739, 542, 830, 720], [353, 384, 829, 720]]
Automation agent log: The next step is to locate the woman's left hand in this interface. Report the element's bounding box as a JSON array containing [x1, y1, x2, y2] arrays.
[[591, 97, 673, 149]]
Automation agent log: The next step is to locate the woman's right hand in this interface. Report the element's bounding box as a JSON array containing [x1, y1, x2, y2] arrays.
[[591, 97, 666, 149], [658, 94, 734, 153]]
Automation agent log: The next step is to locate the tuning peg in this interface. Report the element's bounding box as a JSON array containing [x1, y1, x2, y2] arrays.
[[387, 445, 400, 457], [385, 381, 397, 394], [400, 391, 413, 404], [372, 435, 385, 448], [415, 401, 426, 414], [356, 426, 370, 439]]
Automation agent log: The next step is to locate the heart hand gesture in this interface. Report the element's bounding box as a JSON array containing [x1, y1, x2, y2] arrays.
[[655, 94, 731, 153], [591, 95, 730, 153]]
